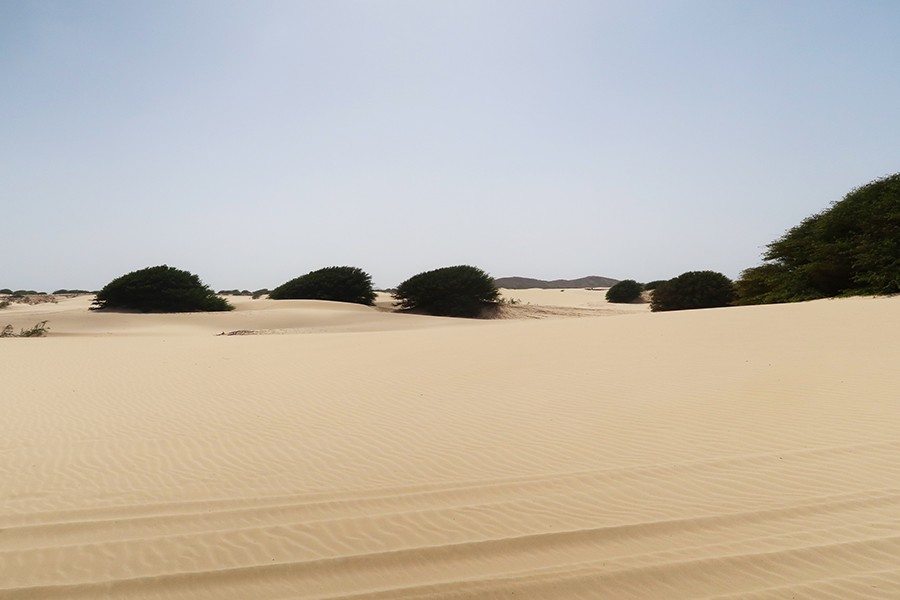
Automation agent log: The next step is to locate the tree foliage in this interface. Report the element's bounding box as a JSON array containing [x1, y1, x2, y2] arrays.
[[736, 173, 900, 304], [605, 279, 643, 303], [269, 266, 375, 305], [393, 265, 500, 317], [650, 271, 735, 312], [642, 280, 666, 291], [92, 265, 233, 312]]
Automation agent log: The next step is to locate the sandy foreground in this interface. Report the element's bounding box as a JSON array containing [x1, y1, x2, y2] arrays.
[[2, 291, 900, 599]]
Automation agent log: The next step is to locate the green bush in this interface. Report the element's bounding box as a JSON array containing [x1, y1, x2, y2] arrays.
[[251, 288, 270, 299], [736, 173, 900, 304], [393, 265, 500, 318], [650, 271, 735, 312], [92, 265, 233, 312], [642, 280, 666, 291], [269, 266, 375, 305], [0, 288, 12, 294], [605, 279, 643, 303]]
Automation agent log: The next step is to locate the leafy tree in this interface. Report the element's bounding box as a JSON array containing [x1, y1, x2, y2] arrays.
[[270, 266, 375, 305], [393, 265, 500, 317], [605, 279, 643, 303], [650, 271, 735, 312], [92, 265, 233, 312], [737, 173, 900, 304]]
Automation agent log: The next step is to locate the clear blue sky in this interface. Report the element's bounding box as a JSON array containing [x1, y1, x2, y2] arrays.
[[3, 0, 899, 291]]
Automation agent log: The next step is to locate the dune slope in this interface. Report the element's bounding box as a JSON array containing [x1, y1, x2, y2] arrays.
[[2, 295, 899, 598]]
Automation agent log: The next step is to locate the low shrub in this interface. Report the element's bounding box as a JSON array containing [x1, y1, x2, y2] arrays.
[[650, 271, 735, 312], [605, 279, 643, 303], [642, 280, 666, 291], [1, 320, 49, 338], [93, 265, 233, 312], [393, 265, 500, 318], [270, 266, 375, 305]]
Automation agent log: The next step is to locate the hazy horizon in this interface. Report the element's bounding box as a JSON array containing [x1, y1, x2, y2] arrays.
[[3, 1, 899, 291]]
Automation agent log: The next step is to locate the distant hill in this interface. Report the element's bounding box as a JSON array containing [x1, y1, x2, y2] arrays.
[[494, 276, 620, 289]]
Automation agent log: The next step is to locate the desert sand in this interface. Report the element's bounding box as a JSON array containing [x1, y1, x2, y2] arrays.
[[2, 290, 900, 599]]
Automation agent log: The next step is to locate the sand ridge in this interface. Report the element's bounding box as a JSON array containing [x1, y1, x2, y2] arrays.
[[2, 293, 899, 598]]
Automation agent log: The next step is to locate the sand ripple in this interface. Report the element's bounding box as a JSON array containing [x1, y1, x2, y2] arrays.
[[2, 295, 900, 598]]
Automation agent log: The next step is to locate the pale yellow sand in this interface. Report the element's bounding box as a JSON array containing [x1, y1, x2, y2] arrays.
[[2, 293, 900, 599], [499, 287, 648, 311]]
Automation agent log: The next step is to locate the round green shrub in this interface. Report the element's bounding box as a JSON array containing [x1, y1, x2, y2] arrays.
[[92, 265, 233, 312], [393, 265, 500, 318], [269, 266, 375, 305], [650, 271, 735, 312], [642, 280, 666, 291], [605, 279, 643, 303]]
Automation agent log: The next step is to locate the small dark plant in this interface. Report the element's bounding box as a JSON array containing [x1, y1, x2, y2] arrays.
[[270, 266, 375, 305], [393, 265, 500, 318], [650, 271, 735, 312], [93, 265, 233, 312], [605, 279, 643, 303]]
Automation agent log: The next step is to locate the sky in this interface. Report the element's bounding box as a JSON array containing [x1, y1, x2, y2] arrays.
[[2, 0, 899, 291]]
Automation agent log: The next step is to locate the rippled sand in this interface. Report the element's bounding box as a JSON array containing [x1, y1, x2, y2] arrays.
[[2, 292, 899, 599]]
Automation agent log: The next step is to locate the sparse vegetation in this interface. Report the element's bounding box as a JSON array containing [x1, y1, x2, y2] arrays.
[[393, 265, 500, 318], [93, 265, 233, 312], [251, 288, 270, 299], [605, 279, 643, 303], [736, 173, 900, 304], [650, 271, 735, 312], [1, 320, 49, 338], [270, 266, 375, 305], [1, 294, 58, 306]]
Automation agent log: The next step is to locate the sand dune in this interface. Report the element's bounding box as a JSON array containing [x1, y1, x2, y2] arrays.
[[2, 293, 899, 598]]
